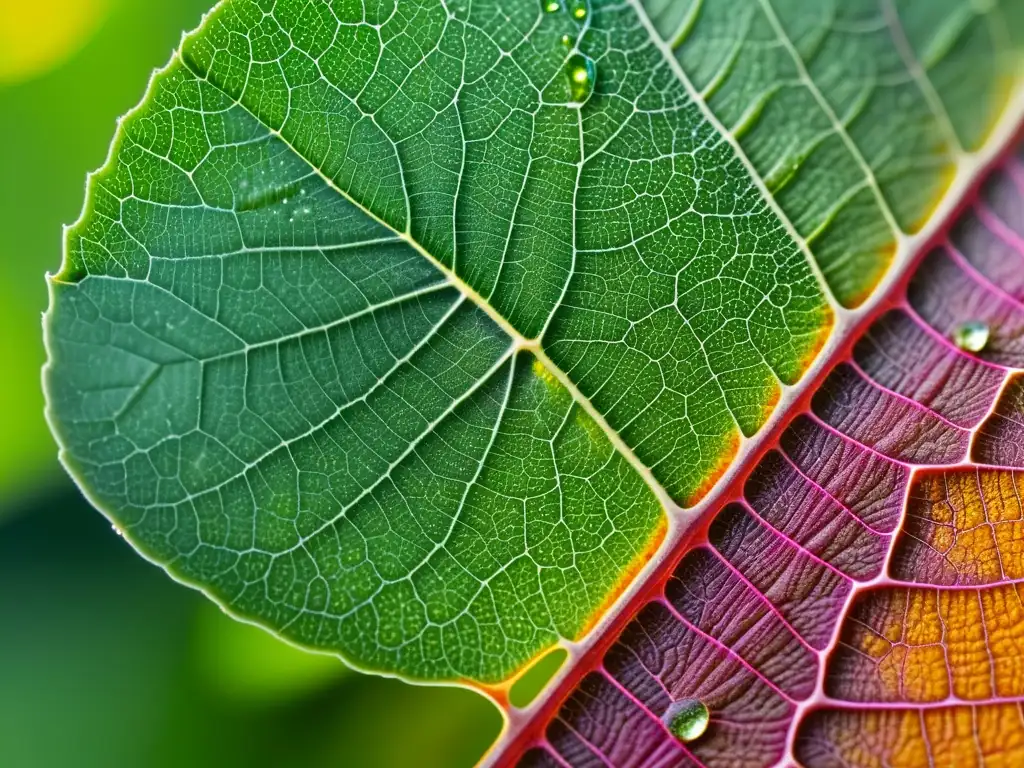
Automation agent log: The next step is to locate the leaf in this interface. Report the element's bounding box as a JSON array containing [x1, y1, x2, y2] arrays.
[[42, 0, 1024, 760]]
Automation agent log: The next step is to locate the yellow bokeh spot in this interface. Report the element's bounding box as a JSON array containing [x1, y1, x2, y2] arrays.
[[0, 0, 112, 84]]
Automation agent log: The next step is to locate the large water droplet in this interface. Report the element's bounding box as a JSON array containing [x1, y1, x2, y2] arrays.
[[570, 0, 588, 20], [566, 53, 596, 104], [664, 699, 710, 743], [952, 320, 990, 353], [542, 0, 561, 13]]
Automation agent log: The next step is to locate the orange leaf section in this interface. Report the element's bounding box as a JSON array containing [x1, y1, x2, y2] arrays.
[[894, 470, 1024, 586], [830, 581, 1024, 702], [798, 705, 1024, 767]]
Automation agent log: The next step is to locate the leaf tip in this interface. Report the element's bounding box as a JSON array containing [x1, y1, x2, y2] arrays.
[[575, 514, 667, 640], [838, 239, 899, 310], [682, 429, 742, 508], [796, 305, 836, 376]]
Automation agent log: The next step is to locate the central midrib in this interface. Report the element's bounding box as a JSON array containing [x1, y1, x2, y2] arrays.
[[482, 0, 1024, 763], [482, 125, 1024, 768]]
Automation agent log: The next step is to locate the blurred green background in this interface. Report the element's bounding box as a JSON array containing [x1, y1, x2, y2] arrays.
[[0, 1, 502, 765]]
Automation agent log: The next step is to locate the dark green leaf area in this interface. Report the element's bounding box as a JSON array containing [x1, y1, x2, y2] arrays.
[[178, 0, 829, 505], [48, 79, 661, 680], [46, 0, 835, 683]]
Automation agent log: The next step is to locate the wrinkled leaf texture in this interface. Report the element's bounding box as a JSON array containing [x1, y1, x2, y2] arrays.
[[43, 0, 1024, 765]]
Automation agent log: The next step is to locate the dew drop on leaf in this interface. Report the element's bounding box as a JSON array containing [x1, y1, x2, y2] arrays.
[[566, 53, 596, 105], [952, 320, 990, 352], [560, 33, 574, 48], [663, 699, 710, 743], [570, 0, 588, 20], [542, 0, 560, 13]]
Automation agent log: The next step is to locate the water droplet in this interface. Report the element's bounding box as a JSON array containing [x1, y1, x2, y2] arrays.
[[952, 320, 990, 353], [560, 33, 574, 48], [664, 699, 709, 743], [570, 0, 588, 19], [566, 53, 596, 104], [542, 0, 560, 12]]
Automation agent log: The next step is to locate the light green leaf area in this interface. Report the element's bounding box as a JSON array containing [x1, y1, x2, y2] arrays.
[[43, 0, 1019, 685], [646, 0, 1024, 306]]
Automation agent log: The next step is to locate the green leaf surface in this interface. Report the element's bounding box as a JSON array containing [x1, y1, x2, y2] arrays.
[[646, 0, 1022, 305], [44, 0, 1023, 690]]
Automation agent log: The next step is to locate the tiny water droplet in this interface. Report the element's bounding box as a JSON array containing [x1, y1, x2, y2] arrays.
[[952, 320, 990, 353], [543, 0, 560, 12], [664, 699, 710, 743], [560, 33, 574, 48], [566, 53, 596, 104], [570, 0, 588, 19]]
